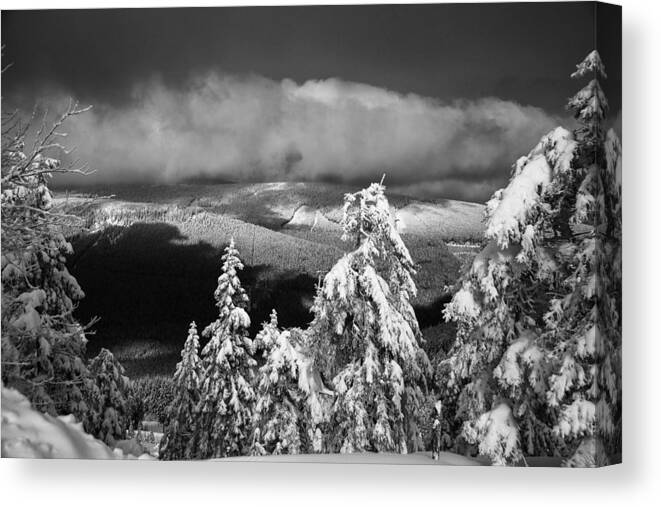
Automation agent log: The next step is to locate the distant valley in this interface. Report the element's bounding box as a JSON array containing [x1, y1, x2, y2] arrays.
[[55, 182, 485, 376]]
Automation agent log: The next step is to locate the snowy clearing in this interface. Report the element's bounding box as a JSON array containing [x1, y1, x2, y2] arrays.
[[218, 451, 483, 466], [219, 452, 563, 467]]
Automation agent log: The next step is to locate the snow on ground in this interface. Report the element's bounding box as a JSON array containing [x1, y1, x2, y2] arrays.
[[395, 201, 484, 238], [1, 386, 151, 459], [218, 450, 563, 467], [524, 456, 564, 467], [115, 431, 163, 458], [285, 205, 339, 230], [218, 451, 483, 466], [283, 199, 485, 240], [1, 388, 561, 465]]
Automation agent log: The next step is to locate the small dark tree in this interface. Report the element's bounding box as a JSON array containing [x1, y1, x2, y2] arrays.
[[159, 321, 202, 460], [86, 348, 131, 446]]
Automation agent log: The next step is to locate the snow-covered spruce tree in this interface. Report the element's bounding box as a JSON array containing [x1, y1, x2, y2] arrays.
[[441, 50, 621, 466], [251, 310, 306, 455], [1, 101, 94, 423], [159, 321, 202, 460], [309, 181, 431, 453], [544, 50, 622, 467], [86, 348, 132, 446], [195, 239, 256, 459]]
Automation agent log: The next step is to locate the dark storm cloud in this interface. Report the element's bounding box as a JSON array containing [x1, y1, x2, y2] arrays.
[[3, 3, 620, 112], [31, 74, 560, 193], [1, 3, 621, 201]]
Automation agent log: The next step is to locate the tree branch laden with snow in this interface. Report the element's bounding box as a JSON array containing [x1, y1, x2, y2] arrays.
[[440, 50, 621, 466], [309, 182, 431, 454]]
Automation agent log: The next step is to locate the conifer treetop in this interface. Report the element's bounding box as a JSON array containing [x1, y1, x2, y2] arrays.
[[342, 182, 414, 269], [254, 310, 280, 354], [340, 181, 417, 303], [567, 50, 609, 143], [570, 50, 607, 80], [176, 322, 201, 379], [184, 321, 199, 346], [213, 238, 249, 315], [204, 238, 251, 339]]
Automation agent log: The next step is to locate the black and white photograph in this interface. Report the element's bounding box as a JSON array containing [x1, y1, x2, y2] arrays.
[[1, 1, 622, 469]]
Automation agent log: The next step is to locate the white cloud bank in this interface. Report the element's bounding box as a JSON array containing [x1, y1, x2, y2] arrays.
[[48, 73, 561, 200]]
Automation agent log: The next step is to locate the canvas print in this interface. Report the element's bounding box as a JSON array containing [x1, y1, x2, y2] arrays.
[[0, 2, 621, 466]]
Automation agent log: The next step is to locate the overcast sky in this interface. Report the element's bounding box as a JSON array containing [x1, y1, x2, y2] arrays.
[[1, 3, 621, 202]]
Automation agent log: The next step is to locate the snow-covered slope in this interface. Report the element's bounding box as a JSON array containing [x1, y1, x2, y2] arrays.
[[284, 199, 485, 240], [286, 205, 339, 230], [55, 182, 485, 241], [395, 200, 484, 238], [1, 386, 149, 459]]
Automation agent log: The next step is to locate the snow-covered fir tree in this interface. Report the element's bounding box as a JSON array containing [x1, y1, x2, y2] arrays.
[[309, 181, 431, 454], [253, 309, 281, 356], [1, 102, 93, 424], [86, 348, 132, 446], [544, 50, 622, 467], [441, 50, 621, 466], [159, 321, 202, 460], [195, 239, 256, 459], [251, 310, 306, 455]]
